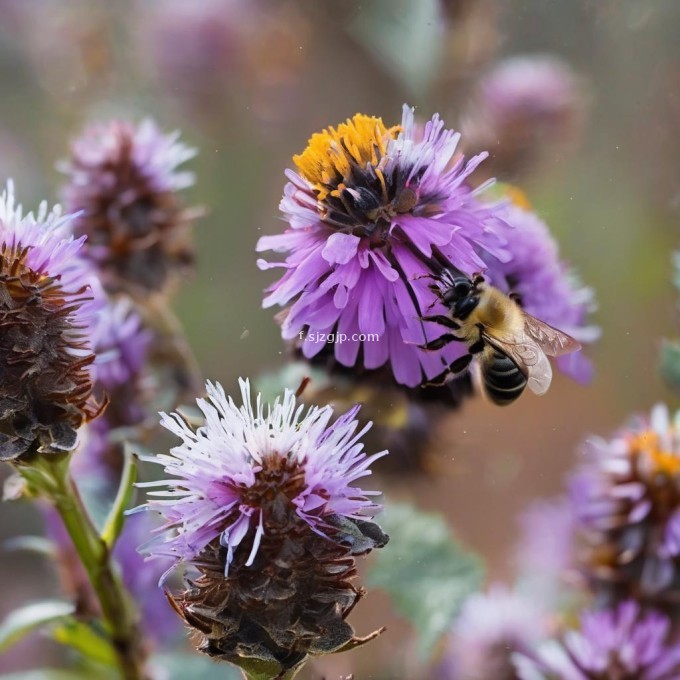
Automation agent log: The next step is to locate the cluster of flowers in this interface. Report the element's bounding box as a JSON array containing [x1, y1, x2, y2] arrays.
[[0, 52, 601, 679], [438, 403, 680, 679]]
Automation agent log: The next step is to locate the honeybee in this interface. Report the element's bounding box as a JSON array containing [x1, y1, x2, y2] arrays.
[[419, 272, 581, 405]]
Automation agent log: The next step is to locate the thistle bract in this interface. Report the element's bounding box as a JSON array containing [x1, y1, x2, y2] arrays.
[[0, 182, 101, 461]]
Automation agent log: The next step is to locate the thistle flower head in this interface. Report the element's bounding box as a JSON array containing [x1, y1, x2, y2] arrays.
[[138, 378, 386, 570], [258, 105, 513, 387], [439, 585, 550, 680], [0, 182, 101, 461], [569, 404, 680, 602], [514, 601, 680, 680], [461, 55, 586, 180], [138, 379, 388, 672], [258, 106, 596, 390], [60, 119, 198, 295]]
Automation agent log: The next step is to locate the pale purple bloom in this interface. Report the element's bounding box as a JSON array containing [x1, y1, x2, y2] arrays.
[[92, 298, 152, 393], [476, 55, 583, 127], [59, 118, 197, 293], [485, 204, 599, 382], [461, 55, 585, 179], [514, 601, 680, 680], [136, 378, 386, 572], [438, 585, 550, 680], [258, 105, 513, 387]]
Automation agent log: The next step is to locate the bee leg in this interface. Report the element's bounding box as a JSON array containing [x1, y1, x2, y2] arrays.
[[420, 314, 461, 330], [469, 340, 485, 355], [424, 354, 473, 387], [417, 334, 464, 351]]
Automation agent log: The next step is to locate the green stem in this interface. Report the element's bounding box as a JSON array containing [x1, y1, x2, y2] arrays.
[[22, 457, 148, 680]]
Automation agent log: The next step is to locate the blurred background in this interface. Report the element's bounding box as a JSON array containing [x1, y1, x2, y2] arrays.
[[0, 0, 679, 678]]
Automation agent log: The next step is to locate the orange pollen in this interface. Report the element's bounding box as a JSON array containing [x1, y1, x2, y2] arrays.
[[629, 430, 680, 476], [293, 113, 400, 201]]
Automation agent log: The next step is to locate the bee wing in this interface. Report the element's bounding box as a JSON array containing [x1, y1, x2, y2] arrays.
[[481, 329, 553, 396], [522, 315, 581, 357]]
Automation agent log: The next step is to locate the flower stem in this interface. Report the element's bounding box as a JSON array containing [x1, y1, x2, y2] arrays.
[[21, 456, 148, 680]]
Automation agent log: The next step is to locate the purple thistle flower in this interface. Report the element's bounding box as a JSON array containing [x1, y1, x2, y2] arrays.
[[461, 54, 586, 180], [0, 181, 103, 461], [59, 119, 198, 295], [484, 202, 599, 383], [514, 601, 680, 680], [438, 585, 551, 680], [258, 106, 596, 390], [137, 378, 386, 572], [257, 105, 513, 387], [569, 404, 680, 603]]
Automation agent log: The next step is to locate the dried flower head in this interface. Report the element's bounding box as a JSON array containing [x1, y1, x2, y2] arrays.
[[514, 601, 680, 680], [570, 404, 680, 604], [60, 119, 198, 295], [438, 585, 550, 680], [137, 378, 388, 672], [0, 182, 101, 461]]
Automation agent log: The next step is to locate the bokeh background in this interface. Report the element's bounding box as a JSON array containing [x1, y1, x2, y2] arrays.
[[1, 1, 679, 678]]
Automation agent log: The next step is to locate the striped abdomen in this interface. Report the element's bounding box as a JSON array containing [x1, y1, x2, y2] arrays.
[[481, 349, 527, 406]]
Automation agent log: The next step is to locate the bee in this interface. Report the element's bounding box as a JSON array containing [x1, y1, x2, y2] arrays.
[[419, 272, 581, 405]]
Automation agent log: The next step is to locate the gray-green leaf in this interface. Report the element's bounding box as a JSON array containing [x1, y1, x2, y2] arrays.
[[367, 503, 484, 659]]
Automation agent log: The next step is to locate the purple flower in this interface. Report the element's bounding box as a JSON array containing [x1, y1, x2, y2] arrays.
[[257, 105, 513, 387], [569, 404, 680, 602], [484, 203, 599, 382], [0, 181, 103, 461], [136, 378, 386, 572], [461, 55, 586, 180], [59, 119, 198, 294], [438, 585, 551, 680], [258, 106, 596, 389], [514, 601, 680, 680], [92, 298, 152, 393]]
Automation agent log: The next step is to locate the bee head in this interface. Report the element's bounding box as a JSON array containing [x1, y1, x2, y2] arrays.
[[440, 273, 484, 318]]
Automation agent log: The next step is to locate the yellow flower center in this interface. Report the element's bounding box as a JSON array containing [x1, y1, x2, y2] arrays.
[[630, 430, 680, 477], [293, 114, 400, 201]]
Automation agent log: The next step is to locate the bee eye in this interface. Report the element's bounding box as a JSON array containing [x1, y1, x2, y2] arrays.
[[454, 281, 472, 297]]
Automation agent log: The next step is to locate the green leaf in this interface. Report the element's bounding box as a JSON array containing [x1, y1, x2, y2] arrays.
[[100, 445, 137, 549], [366, 503, 485, 659], [149, 652, 243, 680], [348, 0, 444, 97], [51, 618, 118, 667], [0, 600, 75, 652], [661, 340, 680, 391]]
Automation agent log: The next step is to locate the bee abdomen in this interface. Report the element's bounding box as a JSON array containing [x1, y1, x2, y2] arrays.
[[482, 351, 527, 406]]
